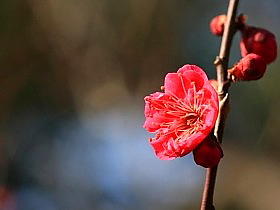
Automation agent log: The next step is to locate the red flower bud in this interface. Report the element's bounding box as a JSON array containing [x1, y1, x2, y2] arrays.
[[209, 14, 227, 36], [193, 134, 223, 168], [240, 26, 277, 64], [228, 53, 267, 81]]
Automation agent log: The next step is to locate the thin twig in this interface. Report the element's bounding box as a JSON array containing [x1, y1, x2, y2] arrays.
[[200, 0, 239, 210]]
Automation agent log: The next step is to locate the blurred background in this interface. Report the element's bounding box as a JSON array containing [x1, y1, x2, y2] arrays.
[[0, 0, 280, 209]]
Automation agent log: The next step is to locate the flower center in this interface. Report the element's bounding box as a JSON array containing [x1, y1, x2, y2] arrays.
[[178, 110, 203, 136], [164, 86, 208, 141], [185, 113, 200, 126], [147, 81, 210, 142]]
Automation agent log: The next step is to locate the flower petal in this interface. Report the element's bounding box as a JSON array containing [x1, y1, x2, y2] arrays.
[[143, 92, 175, 132], [177, 64, 208, 83], [149, 132, 177, 160], [164, 73, 191, 98]]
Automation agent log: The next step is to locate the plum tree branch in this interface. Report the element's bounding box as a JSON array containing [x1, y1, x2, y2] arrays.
[[200, 0, 239, 209]]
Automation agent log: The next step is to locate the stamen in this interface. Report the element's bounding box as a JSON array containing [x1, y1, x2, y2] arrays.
[[179, 74, 188, 97], [149, 77, 208, 144]]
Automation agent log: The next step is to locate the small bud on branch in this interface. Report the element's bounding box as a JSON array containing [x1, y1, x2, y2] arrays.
[[228, 53, 267, 81]]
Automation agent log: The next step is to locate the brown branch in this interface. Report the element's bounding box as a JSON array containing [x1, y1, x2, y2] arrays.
[[200, 0, 239, 210]]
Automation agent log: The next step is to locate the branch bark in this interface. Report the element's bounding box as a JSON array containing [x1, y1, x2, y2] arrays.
[[200, 0, 239, 209]]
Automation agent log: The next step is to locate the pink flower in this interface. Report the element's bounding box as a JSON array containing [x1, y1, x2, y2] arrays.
[[143, 65, 219, 160]]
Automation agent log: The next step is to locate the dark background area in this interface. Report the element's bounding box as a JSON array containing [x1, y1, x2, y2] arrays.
[[0, 0, 280, 209]]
